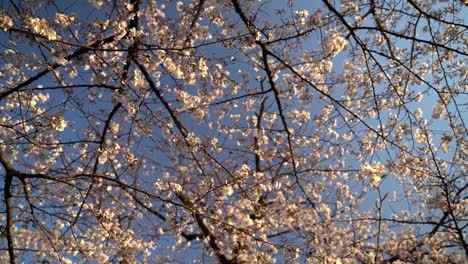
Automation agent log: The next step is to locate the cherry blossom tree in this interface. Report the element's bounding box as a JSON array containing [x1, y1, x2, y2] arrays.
[[0, 0, 466, 263]]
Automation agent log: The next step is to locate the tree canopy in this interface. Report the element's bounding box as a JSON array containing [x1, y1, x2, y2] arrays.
[[0, 0, 466, 263]]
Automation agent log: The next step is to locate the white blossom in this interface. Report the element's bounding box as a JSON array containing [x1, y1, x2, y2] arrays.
[[0, 13, 13, 31], [55, 13, 75, 27]]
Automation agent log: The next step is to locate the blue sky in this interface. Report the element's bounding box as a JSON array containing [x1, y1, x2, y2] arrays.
[[0, 0, 466, 262]]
